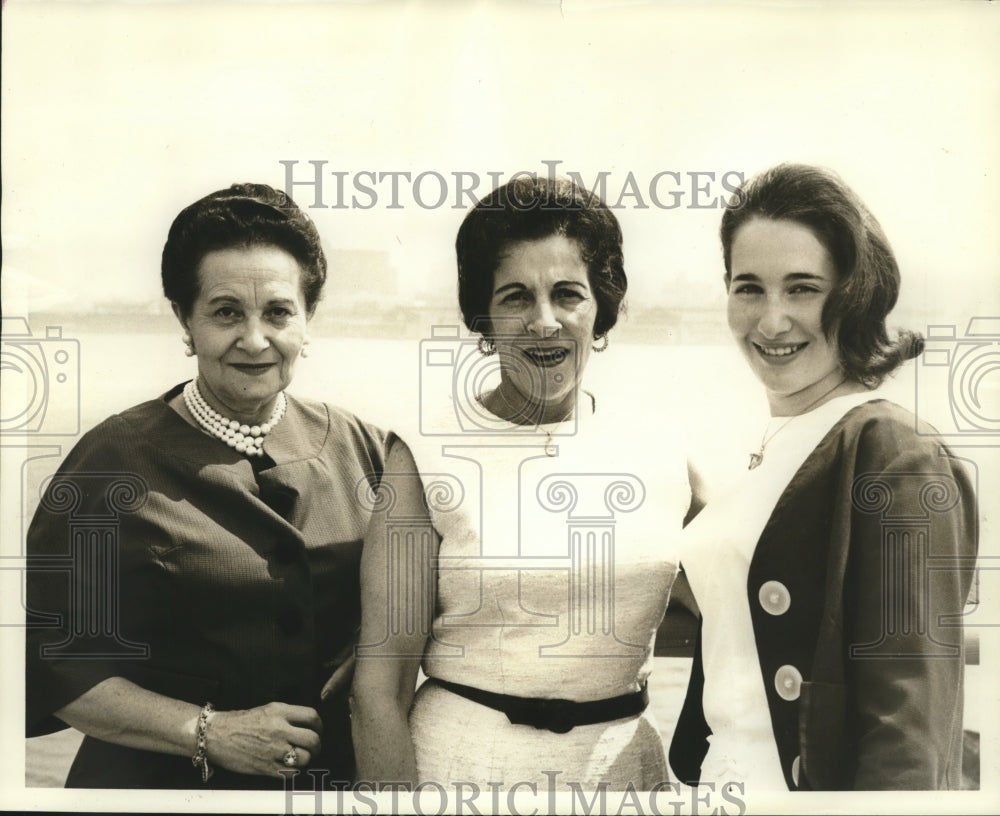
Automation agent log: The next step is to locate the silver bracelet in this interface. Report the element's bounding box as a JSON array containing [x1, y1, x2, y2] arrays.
[[191, 701, 215, 782]]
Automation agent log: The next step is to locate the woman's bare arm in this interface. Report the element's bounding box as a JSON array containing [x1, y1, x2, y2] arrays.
[[350, 438, 438, 786], [56, 677, 323, 777]]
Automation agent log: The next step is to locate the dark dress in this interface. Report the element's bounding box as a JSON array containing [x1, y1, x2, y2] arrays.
[[25, 383, 384, 789]]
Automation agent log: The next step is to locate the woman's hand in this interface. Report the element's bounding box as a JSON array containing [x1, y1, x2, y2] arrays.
[[207, 702, 323, 777], [55, 677, 325, 779]]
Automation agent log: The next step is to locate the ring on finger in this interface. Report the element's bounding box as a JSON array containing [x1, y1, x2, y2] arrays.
[[282, 747, 299, 768]]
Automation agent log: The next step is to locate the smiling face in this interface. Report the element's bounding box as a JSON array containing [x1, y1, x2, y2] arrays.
[[727, 218, 846, 416], [488, 234, 598, 422], [176, 245, 309, 424]]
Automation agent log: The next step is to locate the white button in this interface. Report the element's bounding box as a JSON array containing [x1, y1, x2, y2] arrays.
[[758, 580, 791, 615], [774, 664, 803, 701], [791, 755, 801, 787]]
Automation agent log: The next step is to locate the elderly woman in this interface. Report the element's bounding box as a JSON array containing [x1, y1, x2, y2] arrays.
[[669, 163, 977, 791], [350, 175, 694, 790], [25, 183, 384, 788]]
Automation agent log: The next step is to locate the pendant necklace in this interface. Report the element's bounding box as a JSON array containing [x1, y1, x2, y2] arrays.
[[485, 385, 590, 457], [748, 378, 847, 470]]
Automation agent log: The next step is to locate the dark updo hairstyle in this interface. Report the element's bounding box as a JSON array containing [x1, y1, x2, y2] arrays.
[[456, 175, 627, 340], [720, 163, 923, 388], [162, 183, 327, 318]]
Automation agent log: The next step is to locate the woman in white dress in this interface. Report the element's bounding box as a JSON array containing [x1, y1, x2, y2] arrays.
[[351, 175, 694, 790], [669, 163, 977, 791]]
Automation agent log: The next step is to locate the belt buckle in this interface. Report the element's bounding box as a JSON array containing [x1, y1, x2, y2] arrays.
[[535, 698, 575, 734]]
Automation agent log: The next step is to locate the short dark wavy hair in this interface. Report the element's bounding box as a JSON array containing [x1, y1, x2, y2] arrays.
[[720, 163, 922, 388], [162, 183, 327, 318], [456, 175, 627, 339]]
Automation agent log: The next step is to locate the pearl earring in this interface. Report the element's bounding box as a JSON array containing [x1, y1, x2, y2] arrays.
[[182, 333, 195, 357]]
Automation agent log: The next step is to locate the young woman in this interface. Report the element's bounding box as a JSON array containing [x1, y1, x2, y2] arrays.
[[669, 163, 977, 791]]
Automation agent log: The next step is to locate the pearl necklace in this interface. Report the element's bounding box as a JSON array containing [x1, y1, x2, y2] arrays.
[[182, 379, 286, 458]]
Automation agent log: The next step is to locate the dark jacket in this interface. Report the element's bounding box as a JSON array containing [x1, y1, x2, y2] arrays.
[[669, 400, 977, 790], [25, 384, 384, 788]]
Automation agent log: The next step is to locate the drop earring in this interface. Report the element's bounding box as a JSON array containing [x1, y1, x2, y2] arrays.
[[182, 333, 195, 357], [301, 338, 310, 358]]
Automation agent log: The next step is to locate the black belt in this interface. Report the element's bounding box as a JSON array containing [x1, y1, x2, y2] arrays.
[[433, 679, 649, 734]]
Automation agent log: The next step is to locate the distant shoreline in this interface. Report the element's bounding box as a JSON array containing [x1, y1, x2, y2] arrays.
[[13, 308, 738, 346], [14, 297, 939, 347]]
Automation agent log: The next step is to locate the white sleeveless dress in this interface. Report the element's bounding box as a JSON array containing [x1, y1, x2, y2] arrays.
[[396, 390, 691, 790]]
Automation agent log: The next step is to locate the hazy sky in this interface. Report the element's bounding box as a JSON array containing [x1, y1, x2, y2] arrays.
[[3, 1, 998, 326]]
